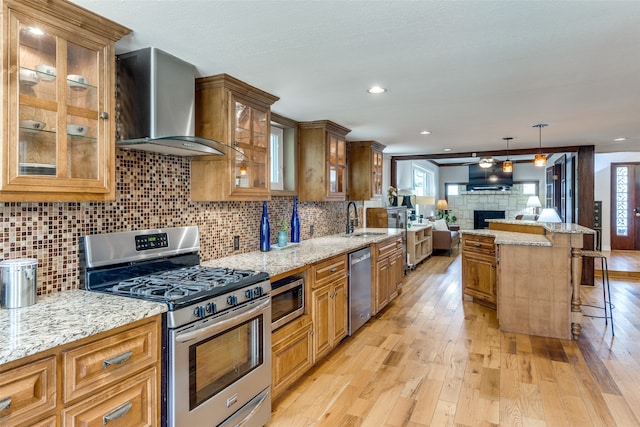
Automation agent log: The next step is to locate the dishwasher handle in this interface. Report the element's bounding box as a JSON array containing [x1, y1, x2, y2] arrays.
[[350, 250, 371, 265]]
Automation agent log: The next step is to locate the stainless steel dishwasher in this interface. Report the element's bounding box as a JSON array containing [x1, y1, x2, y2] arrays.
[[348, 247, 372, 335]]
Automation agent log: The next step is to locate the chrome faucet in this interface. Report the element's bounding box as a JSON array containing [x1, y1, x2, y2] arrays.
[[346, 201, 358, 234]]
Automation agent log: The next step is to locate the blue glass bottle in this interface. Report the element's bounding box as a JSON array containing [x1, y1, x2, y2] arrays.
[[290, 196, 300, 243], [260, 201, 270, 252]]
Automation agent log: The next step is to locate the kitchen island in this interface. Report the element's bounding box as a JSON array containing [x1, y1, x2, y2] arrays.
[[461, 219, 595, 340]]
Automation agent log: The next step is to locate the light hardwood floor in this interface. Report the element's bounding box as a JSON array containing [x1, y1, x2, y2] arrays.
[[268, 251, 640, 427]]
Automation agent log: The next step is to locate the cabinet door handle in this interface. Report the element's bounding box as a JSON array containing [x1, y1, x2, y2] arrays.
[[0, 396, 11, 412], [103, 350, 132, 369], [474, 243, 482, 247], [103, 401, 132, 424], [100, 112, 109, 119], [330, 267, 338, 273]]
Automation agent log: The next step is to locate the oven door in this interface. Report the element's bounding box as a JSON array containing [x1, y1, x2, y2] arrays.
[[168, 296, 271, 427]]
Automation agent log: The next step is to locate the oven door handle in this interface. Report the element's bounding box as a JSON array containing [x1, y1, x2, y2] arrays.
[[175, 298, 270, 344]]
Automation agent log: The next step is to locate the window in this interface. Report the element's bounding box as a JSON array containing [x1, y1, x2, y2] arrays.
[[446, 183, 459, 196], [522, 182, 537, 195], [615, 165, 629, 236], [412, 166, 434, 196], [270, 126, 284, 190]]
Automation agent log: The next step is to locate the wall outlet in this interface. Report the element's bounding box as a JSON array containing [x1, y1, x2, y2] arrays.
[[309, 225, 314, 237], [233, 235, 240, 250]]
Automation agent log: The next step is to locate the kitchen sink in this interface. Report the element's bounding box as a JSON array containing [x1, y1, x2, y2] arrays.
[[344, 232, 387, 238]]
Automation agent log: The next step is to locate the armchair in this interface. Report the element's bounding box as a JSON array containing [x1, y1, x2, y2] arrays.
[[431, 219, 460, 256]]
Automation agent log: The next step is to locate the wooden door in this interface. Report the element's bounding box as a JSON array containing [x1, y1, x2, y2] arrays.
[[555, 155, 566, 221], [331, 279, 349, 344], [311, 286, 331, 362], [611, 163, 640, 250]]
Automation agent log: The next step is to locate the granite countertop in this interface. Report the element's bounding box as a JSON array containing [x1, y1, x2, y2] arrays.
[[202, 227, 402, 277], [460, 229, 552, 246], [485, 219, 596, 234], [406, 223, 432, 232], [0, 289, 167, 366]]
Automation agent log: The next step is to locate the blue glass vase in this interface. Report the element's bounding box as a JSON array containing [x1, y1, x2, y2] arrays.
[[290, 196, 300, 243], [259, 201, 270, 252]]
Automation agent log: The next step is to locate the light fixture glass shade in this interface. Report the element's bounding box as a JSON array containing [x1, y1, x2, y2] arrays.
[[436, 199, 449, 210], [479, 159, 492, 168], [502, 160, 513, 173], [526, 196, 542, 208], [534, 153, 547, 167], [537, 208, 562, 223]]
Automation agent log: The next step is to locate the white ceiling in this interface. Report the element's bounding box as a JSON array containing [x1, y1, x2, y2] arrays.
[[71, 0, 640, 156]]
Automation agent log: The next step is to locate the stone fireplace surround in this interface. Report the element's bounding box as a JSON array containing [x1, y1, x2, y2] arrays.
[[446, 184, 535, 230]]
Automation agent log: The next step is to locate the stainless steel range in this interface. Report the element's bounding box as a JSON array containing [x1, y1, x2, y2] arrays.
[[80, 226, 272, 427]]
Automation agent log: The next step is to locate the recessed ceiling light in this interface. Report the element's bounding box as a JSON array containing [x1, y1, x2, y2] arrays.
[[419, 130, 431, 135], [443, 148, 451, 152], [367, 86, 386, 94], [614, 137, 627, 142]]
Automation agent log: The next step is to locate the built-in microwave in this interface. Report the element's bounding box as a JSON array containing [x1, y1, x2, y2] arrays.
[[271, 276, 304, 330]]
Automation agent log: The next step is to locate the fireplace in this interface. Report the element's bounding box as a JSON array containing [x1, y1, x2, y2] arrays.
[[474, 210, 505, 229]]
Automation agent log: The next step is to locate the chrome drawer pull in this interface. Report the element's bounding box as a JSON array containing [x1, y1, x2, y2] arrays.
[[0, 396, 11, 412], [474, 243, 482, 247], [103, 350, 132, 369], [103, 401, 132, 424], [329, 267, 338, 273]]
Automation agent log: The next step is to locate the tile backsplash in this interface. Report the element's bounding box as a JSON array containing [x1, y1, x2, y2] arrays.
[[1, 150, 349, 295]]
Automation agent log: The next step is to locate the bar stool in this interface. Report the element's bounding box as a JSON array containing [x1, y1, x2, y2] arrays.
[[581, 250, 614, 336]]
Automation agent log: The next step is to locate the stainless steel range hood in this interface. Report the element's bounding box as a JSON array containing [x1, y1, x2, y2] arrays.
[[116, 47, 229, 156]]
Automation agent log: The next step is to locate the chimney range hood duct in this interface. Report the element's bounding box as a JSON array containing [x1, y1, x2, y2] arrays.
[[116, 47, 233, 157]]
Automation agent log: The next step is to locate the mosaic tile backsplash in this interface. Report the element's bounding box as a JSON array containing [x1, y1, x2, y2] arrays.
[[0, 150, 353, 295]]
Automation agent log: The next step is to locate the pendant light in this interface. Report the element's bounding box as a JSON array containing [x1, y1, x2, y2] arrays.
[[502, 137, 513, 173], [533, 123, 548, 167]]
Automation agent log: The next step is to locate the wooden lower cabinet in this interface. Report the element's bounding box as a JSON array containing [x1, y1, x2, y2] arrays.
[[373, 236, 404, 314], [461, 234, 497, 306], [311, 278, 348, 363], [0, 316, 161, 427], [271, 315, 313, 400], [0, 356, 56, 426], [62, 367, 157, 427]]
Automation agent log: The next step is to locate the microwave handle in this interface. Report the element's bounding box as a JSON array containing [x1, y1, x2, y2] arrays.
[[176, 298, 270, 344]]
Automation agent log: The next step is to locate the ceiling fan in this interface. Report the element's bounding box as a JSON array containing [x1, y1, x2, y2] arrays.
[[462, 154, 498, 168]]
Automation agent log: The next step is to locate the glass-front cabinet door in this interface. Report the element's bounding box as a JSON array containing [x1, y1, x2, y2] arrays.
[[327, 133, 346, 199], [233, 97, 269, 194], [1, 2, 128, 201]]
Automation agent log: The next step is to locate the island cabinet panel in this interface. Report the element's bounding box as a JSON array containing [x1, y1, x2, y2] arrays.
[[298, 120, 351, 202], [271, 315, 313, 400], [461, 234, 497, 307], [0, 0, 130, 201], [497, 244, 573, 340], [0, 315, 161, 426]]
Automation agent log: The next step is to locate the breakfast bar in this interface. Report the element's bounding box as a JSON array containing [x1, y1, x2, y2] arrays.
[[461, 219, 595, 340]]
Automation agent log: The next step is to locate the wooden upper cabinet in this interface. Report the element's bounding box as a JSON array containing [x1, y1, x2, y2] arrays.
[[191, 74, 279, 201], [0, 0, 130, 201], [348, 140, 385, 201], [298, 120, 350, 202]]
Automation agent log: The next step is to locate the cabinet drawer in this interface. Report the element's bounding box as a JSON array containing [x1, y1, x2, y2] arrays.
[[376, 237, 401, 259], [62, 367, 157, 427], [312, 254, 347, 288], [63, 318, 159, 402], [0, 356, 56, 426], [462, 235, 495, 254]]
